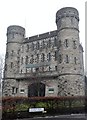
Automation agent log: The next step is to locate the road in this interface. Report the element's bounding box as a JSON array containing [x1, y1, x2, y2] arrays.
[[15, 114, 87, 120]]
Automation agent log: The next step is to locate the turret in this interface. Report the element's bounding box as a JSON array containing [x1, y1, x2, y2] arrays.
[[4, 25, 25, 78], [56, 7, 84, 96]]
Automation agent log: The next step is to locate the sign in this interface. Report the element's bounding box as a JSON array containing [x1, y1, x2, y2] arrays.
[[29, 108, 44, 112]]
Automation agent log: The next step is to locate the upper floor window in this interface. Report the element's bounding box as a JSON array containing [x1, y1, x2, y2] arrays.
[[11, 62, 13, 68], [74, 57, 77, 64], [48, 39, 51, 48], [66, 55, 69, 63], [37, 54, 39, 63], [42, 40, 45, 49], [30, 55, 33, 63], [5, 64, 7, 71], [58, 54, 62, 63], [65, 39, 68, 47], [25, 56, 28, 64], [55, 51, 58, 61], [54, 37, 57, 46], [58, 40, 61, 48], [73, 40, 77, 49], [32, 42, 34, 50], [48, 53, 51, 61], [6, 52, 8, 58], [26, 44, 29, 52], [41, 53, 45, 62], [11, 50, 14, 56], [36, 42, 39, 50], [21, 57, 23, 64], [55, 66, 58, 71], [17, 49, 20, 55]]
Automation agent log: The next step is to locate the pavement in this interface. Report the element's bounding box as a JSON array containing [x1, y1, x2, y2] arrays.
[[15, 114, 87, 120]]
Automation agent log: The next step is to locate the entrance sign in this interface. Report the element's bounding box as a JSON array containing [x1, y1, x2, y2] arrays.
[[29, 108, 44, 112]]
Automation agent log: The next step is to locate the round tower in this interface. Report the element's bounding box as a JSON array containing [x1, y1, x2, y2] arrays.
[[5, 25, 25, 77], [56, 7, 84, 96], [3, 25, 25, 96]]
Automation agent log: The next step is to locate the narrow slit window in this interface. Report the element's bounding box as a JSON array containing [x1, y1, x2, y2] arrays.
[[74, 57, 77, 64], [66, 55, 69, 63], [65, 39, 68, 47]]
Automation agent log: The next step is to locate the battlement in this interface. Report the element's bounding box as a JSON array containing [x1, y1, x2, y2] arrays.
[[24, 30, 57, 43], [56, 7, 79, 24], [7, 25, 25, 36]]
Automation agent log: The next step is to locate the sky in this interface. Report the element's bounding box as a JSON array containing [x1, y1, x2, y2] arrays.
[[0, 0, 85, 67]]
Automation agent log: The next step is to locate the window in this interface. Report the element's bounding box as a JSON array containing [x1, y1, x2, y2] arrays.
[[11, 62, 13, 68], [74, 57, 77, 64], [48, 88, 54, 93], [6, 52, 8, 58], [30, 55, 33, 63], [26, 44, 29, 52], [66, 55, 69, 63], [17, 49, 20, 54], [16, 88, 18, 94], [73, 40, 77, 49], [21, 57, 23, 64], [5, 64, 7, 71], [48, 53, 51, 61], [55, 66, 57, 71], [42, 40, 45, 49], [48, 39, 51, 48], [49, 66, 51, 71], [59, 54, 62, 63], [12, 87, 15, 94], [11, 50, 14, 56], [32, 42, 34, 50], [20, 89, 25, 93], [25, 56, 28, 64], [55, 51, 58, 61], [36, 42, 39, 50], [58, 40, 61, 48], [37, 54, 39, 63], [65, 39, 68, 47], [41, 53, 45, 62], [54, 37, 57, 46]]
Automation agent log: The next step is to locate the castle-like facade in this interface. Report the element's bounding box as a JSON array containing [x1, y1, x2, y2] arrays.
[[3, 7, 85, 97]]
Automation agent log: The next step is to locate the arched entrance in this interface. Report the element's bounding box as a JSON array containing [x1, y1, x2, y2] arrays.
[[28, 82, 45, 97]]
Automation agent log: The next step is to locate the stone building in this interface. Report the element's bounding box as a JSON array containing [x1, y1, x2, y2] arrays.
[[3, 7, 85, 97]]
